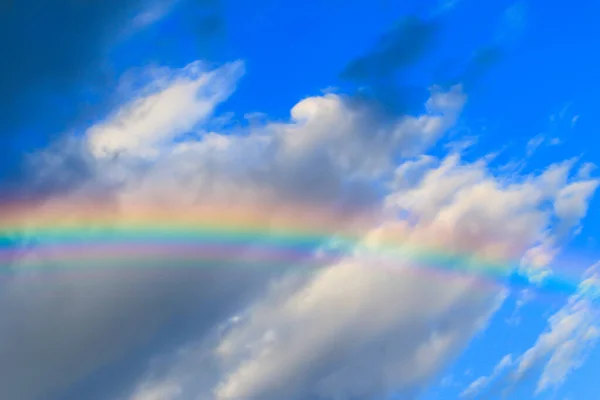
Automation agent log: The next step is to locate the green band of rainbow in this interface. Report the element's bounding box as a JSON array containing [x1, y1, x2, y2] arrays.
[[0, 201, 583, 299]]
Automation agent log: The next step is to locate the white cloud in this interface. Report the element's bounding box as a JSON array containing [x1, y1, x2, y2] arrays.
[[527, 134, 545, 157], [87, 60, 244, 158], [460, 354, 513, 398], [465, 262, 600, 397], [210, 257, 503, 400], [516, 161, 598, 282], [526, 134, 565, 157], [519, 238, 557, 283], [131, 0, 178, 30], [276, 84, 465, 177], [3, 56, 597, 400], [577, 162, 596, 179], [516, 262, 600, 394], [129, 381, 182, 400], [1, 61, 468, 400], [126, 153, 595, 400], [391, 155, 438, 190], [554, 179, 599, 236], [505, 288, 536, 326]]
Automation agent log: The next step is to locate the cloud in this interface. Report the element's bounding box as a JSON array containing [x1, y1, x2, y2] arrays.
[[516, 262, 600, 394], [277, 84, 465, 176], [2, 44, 597, 400], [340, 3, 525, 115], [87, 60, 244, 158], [0, 0, 148, 186], [515, 160, 598, 281], [129, 381, 183, 400], [340, 16, 439, 115], [436, 1, 527, 90], [0, 0, 227, 192], [554, 179, 599, 237], [505, 289, 536, 326], [0, 58, 470, 399], [209, 248, 502, 400], [526, 134, 566, 158], [464, 262, 600, 397], [496, 1, 528, 44], [527, 134, 546, 157], [0, 62, 251, 400], [578, 162, 596, 179], [121, 151, 594, 400], [0, 0, 144, 123], [130, 0, 181, 31], [571, 115, 580, 127], [205, 154, 595, 400], [460, 354, 514, 398], [341, 16, 438, 82]]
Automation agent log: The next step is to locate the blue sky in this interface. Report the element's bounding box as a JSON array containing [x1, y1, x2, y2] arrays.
[[2, 1, 600, 399]]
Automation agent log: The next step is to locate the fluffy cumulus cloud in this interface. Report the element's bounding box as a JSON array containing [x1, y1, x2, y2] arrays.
[[2, 58, 598, 400], [131, 150, 594, 400]]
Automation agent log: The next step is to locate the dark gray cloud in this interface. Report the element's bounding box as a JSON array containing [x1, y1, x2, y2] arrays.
[[0, 0, 145, 190], [339, 10, 512, 120], [435, 1, 527, 90], [341, 17, 438, 81], [340, 16, 439, 116], [0, 3, 233, 398], [0, 260, 278, 399], [432, 45, 504, 93], [460, 46, 504, 88], [0, 0, 226, 192], [0, 0, 143, 129]]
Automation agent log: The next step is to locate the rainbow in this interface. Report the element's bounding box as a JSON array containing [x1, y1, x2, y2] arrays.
[[0, 200, 584, 298]]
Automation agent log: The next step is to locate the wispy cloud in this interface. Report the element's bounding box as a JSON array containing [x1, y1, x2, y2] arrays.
[[464, 262, 600, 397]]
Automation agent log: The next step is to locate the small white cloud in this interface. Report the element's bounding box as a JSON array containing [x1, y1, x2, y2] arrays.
[[496, 1, 527, 44], [131, 0, 177, 30], [444, 136, 478, 154], [526, 132, 564, 157], [577, 162, 596, 179], [87, 60, 244, 158], [506, 289, 536, 326], [519, 239, 557, 284], [554, 179, 599, 237], [526, 134, 545, 157], [440, 375, 455, 388], [461, 354, 514, 398], [129, 381, 182, 400], [549, 137, 562, 146], [516, 289, 535, 309]]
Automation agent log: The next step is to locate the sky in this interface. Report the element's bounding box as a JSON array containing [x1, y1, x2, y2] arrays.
[[1, 0, 600, 399]]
